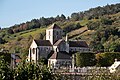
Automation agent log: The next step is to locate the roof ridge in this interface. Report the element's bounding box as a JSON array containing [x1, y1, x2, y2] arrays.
[[49, 52, 71, 59], [54, 39, 65, 46], [34, 39, 52, 46], [47, 23, 61, 29]]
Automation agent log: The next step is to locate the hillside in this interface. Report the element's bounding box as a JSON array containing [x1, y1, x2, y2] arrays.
[[0, 3, 120, 57]]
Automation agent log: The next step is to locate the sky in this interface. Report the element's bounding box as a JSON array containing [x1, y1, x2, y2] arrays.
[[0, 0, 120, 28]]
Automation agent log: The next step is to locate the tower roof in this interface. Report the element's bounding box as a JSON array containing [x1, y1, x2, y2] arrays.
[[48, 24, 61, 29]]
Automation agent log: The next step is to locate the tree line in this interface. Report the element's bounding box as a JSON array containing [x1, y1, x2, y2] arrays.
[[75, 52, 120, 67], [6, 3, 120, 34], [0, 56, 61, 80]]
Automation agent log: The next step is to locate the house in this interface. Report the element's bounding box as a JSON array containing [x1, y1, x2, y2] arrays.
[[109, 59, 120, 73], [27, 23, 90, 68], [11, 53, 21, 68]]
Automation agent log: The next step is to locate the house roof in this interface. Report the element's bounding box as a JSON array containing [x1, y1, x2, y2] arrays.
[[48, 24, 61, 29], [54, 39, 65, 46], [34, 40, 52, 46], [11, 53, 21, 59], [69, 40, 89, 47], [109, 61, 120, 69], [49, 51, 71, 59]]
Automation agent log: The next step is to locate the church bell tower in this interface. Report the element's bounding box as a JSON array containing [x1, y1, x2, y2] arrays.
[[46, 24, 62, 45]]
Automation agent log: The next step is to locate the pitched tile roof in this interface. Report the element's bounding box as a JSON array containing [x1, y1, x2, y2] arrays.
[[34, 40, 52, 46], [48, 23, 61, 29], [54, 39, 65, 46], [69, 40, 89, 47], [49, 51, 71, 59]]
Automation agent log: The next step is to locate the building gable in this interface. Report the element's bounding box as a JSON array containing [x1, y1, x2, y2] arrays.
[[48, 23, 61, 29], [30, 40, 38, 48]]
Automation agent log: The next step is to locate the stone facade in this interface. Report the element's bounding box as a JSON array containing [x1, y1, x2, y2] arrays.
[[27, 23, 90, 67], [46, 24, 62, 45]]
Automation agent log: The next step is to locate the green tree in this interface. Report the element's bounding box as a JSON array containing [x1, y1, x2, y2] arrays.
[[75, 52, 96, 67], [14, 61, 60, 80], [60, 14, 66, 21], [34, 33, 45, 40], [71, 13, 79, 21], [0, 38, 6, 44], [0, 56, 13, 80], [101, 18, 113, 25], [76, 23, 82, 28], [96, 52, 120, 67], [104, 38, 120, 52], [7, 28, 14, 34]]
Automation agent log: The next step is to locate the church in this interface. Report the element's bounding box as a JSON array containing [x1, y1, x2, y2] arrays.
[[27, 24, 90, 68]]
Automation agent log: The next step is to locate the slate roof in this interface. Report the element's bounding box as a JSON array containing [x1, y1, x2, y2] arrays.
[[54, 39, 65, 46], [69, 40, 89, 47], [34, 40, 52, 46], [48, 24, 61, 29], [11, 53, 21, 59], [49, 51, 71, 59]]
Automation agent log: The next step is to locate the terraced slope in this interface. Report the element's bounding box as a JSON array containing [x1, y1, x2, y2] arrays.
[[68, 26, 88, 38]]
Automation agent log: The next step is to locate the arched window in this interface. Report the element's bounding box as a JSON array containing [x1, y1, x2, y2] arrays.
[[49, 31, 51, 39], [49, 31, 50, 35], [33, 48, 35, 54], [56, 48, 59, 52]]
